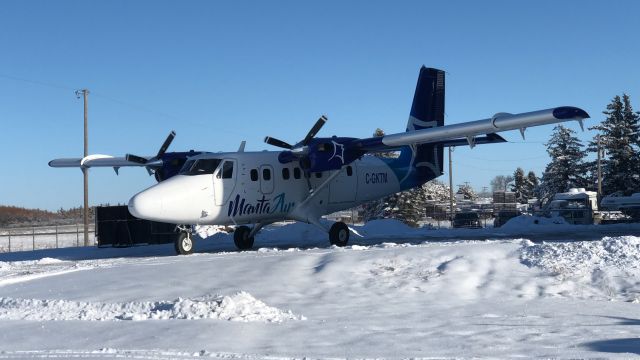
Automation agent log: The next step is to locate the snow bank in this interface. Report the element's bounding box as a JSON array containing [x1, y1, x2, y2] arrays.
[[259, 221, 328, 242], [355, 219, 416, 237], [36, 257, 63, 265], [195, 225, 230, 239], [520, 236, 640, 272], [519, 236, 640, 302], [0, 292, 303, 322], [500, 215, 568, 230]]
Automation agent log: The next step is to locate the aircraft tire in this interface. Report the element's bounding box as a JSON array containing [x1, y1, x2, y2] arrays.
[[329, 222, 349, 247], [175, 232, 194, 255], [234, 226, 255, 250]]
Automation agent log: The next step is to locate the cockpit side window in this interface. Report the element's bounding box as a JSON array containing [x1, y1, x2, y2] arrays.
[[180, 158, 222, 176], [222, 161, 234, 179]]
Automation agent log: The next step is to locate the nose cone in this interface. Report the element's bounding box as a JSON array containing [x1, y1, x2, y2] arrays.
[[128, 189, 162, 220]]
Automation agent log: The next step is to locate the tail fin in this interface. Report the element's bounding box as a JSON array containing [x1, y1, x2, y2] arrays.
[[407, 67, 445, 131], [397, 66, 445, 189]]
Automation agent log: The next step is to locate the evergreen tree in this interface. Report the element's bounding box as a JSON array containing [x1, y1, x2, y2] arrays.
[[539, 125, 587, 203], [588, 94, 640, 195], [382, 187, 427, 227], [510, 168, 527, 203], [526, 170, 539, 200], [383, 180, 453, 227]]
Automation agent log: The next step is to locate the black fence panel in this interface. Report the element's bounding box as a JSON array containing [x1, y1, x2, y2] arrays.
[[96, 206, 176, 247]]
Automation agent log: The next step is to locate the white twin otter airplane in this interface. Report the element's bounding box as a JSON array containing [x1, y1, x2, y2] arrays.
[[50, 67, 589, 254]]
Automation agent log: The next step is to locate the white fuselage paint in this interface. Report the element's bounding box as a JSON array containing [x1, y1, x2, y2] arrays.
[[128, 151, 401, 226]]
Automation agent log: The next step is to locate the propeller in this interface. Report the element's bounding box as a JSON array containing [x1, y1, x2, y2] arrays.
[[126, 131, 176, 164], [264, 115, 327, 153], [264, 136, 293, 150]]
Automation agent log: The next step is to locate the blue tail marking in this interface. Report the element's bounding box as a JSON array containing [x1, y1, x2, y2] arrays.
[[386, 66, 445, 190]]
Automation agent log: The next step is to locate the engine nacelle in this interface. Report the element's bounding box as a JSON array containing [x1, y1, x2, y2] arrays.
[[278, 137, 364, 173], [155, 151, 203, 182]]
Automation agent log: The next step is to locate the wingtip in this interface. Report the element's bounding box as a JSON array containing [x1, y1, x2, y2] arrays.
[[553, 106, 590, 120]]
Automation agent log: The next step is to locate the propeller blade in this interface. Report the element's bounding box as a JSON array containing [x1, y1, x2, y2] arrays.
[[301, 115, 327, 146], [156, 131, 176, 158], [264, 136, 293, 149], [125, 154, 149, 164]]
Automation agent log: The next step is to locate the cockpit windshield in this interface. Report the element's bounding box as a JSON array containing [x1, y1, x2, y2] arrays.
[[179, 158, 222, 176]]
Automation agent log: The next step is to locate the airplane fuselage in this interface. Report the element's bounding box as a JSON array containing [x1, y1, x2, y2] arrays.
[[128, 150, 406, 226]]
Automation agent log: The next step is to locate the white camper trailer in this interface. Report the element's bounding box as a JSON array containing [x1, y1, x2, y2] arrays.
[[544, 188, 598, 225]]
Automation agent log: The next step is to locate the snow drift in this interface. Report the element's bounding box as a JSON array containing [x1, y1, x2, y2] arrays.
[[0, 292, 303, 322], [520, 236, 640, 302]]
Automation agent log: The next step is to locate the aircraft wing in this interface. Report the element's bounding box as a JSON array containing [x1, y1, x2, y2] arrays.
[[48, 155, 159, 168], [350, 106, 589, 151]]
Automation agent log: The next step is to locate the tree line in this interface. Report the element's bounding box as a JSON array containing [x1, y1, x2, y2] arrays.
[[0, 205, 96, 227], [498, 93, 640, 204]]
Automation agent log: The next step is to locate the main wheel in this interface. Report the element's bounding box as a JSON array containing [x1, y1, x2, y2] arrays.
[[234, 226, 255, 250], [175, 231, 194, 255], [329, 222, 349, 247]]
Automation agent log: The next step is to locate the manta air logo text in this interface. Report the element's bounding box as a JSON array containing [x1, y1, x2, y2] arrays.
[[227, 193, 295, 217]]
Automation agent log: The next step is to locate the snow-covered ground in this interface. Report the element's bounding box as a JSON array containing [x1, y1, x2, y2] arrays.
[[0, 218, 639, 358]]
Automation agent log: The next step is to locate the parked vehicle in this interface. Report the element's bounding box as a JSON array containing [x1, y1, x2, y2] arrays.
[[541, 188, 597, 225], [453, 212, 482, 229], [600, 191, 640, 219]]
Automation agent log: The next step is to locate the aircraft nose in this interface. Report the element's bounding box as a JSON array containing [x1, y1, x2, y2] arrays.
[[128, 189, 162, 220]]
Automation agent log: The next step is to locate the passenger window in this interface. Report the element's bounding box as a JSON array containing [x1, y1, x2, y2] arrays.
[[250, 169, 258, 181], [315, 172, 322, 178], [346, 166, 353, 176], [222, 161, 233, 179], [282, 168, 290, 180], [293, 167, 301, 179], [263, 168, 271, 181]]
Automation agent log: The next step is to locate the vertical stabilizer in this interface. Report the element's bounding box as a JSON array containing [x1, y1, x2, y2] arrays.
[[395, 66, 445, 189], [407, 67, 445, 131]]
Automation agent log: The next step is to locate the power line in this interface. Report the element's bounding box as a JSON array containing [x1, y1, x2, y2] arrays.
[[454, 161, 524, 173], [0, 72, 243, 136], [0, 72, 75, 91], [464, 154, 549, 162], [506, 140, 547, 144]]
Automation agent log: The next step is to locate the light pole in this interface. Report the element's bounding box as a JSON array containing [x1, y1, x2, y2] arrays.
[[76, 89, 90, 246]]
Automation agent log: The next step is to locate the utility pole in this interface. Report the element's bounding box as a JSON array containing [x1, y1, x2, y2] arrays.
[[597, 134, 603, 201], [76, 89, 90, 246], [448, 146, 454, 224]]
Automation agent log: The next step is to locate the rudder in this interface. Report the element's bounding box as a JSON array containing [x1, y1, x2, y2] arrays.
[[398, 67, 445, 188]]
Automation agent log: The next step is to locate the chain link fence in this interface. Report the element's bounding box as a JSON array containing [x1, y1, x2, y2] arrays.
[[0, 224, 96, 253]]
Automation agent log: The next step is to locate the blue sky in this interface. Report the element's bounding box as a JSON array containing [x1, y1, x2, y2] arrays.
[[1, 0, 639, 210]]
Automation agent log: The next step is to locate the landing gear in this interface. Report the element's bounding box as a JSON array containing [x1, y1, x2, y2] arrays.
[[233, 225, 255, 250], [329, 221, 349, 247], [175, 228, 194, 255]]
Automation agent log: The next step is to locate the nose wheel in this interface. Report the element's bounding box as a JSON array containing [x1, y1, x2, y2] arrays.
[[175, 226, 194, 255], [329, 221, 349, 247]]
